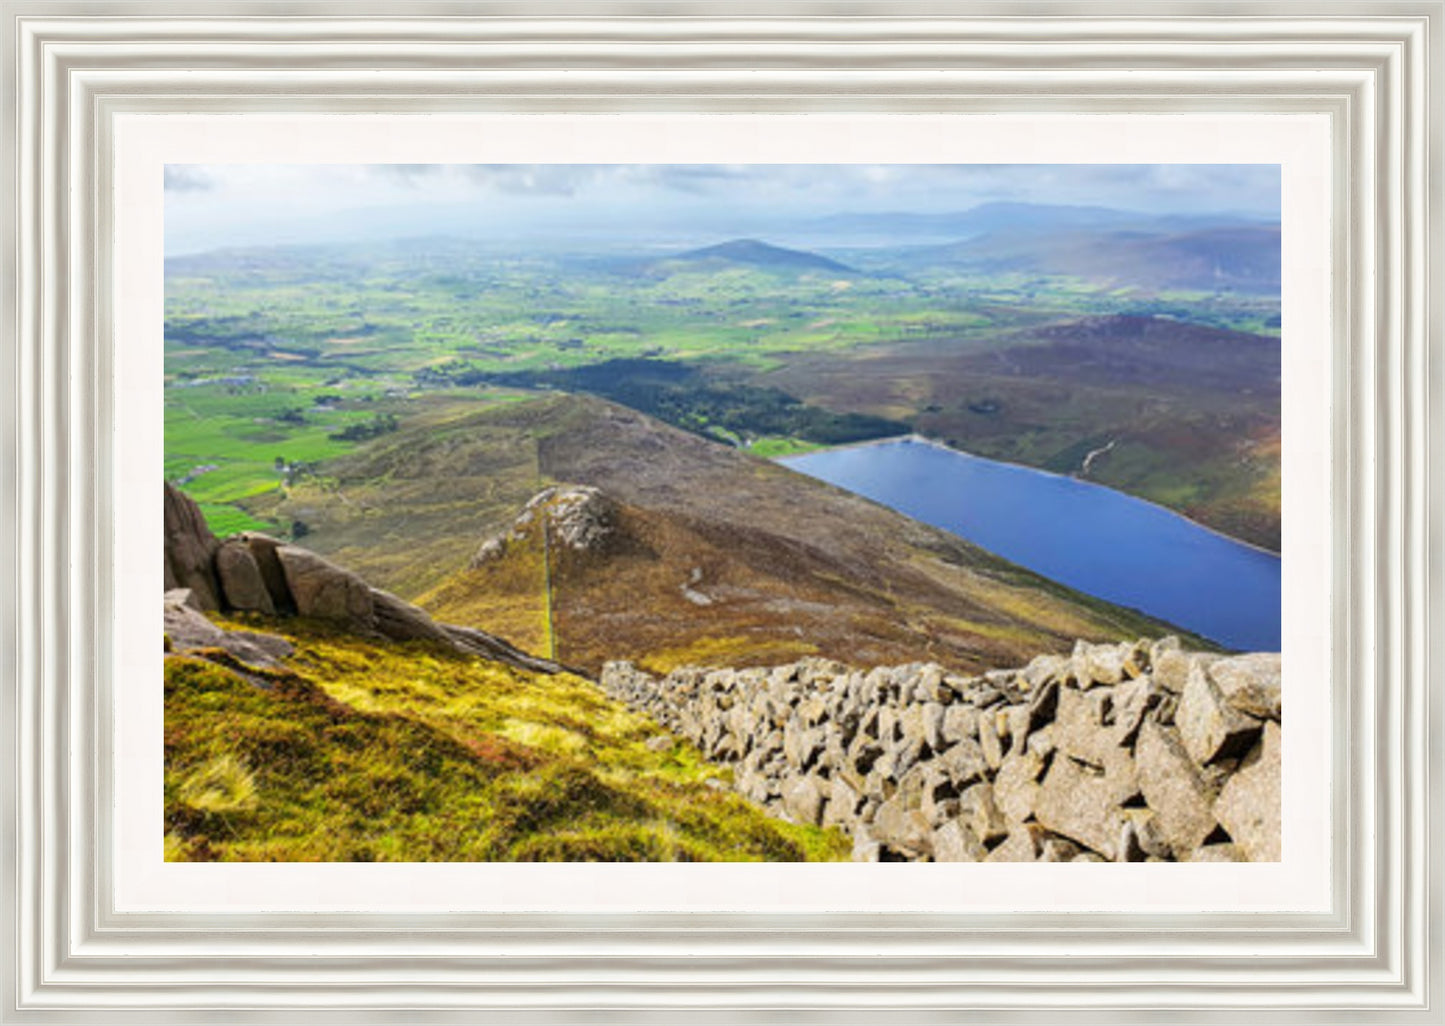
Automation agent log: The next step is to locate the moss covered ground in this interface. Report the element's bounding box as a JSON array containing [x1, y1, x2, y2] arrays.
[[164, 616, 849, 862]]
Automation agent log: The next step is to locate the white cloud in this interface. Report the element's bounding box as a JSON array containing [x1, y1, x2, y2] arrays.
[[165, 163, 1281, 254]]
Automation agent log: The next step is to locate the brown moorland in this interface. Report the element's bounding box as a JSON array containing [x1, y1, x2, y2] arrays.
[[261, 393, 1208, 676]]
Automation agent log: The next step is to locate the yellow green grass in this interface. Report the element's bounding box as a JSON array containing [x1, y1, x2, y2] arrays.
[[197, 502, 275, 537], [164, 616, 850, 862], [416, 527, 553, 659], [746, 436, 826, 459]]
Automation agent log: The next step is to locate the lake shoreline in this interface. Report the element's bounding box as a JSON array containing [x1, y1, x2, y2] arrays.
[[780, 433, 1282, 561], [778, 432, 1281, 651]]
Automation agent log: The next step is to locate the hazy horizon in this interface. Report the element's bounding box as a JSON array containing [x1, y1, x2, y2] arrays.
[[165, 163, 1281, 257]]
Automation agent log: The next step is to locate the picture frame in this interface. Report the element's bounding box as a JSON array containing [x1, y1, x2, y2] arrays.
[[2, 3, 1439, 1021]]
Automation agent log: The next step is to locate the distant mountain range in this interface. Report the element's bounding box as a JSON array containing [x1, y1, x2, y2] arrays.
[[168, 199, 1280, 297], [801, 200, 1272, 241], [630, 204, 1279, 294], [899, 224, 1280, 294]]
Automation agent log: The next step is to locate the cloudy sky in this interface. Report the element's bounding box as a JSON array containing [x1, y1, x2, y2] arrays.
[[165, 163, 1280, 255]]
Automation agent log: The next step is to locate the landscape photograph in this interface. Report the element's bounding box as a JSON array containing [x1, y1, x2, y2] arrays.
[[162, 162, 1283, 864]]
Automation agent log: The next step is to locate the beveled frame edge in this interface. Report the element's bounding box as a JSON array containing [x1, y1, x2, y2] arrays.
[[2, 5, 1439, 1020]]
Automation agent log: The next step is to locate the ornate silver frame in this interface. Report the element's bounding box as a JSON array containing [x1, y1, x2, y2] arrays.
[[2, 4, 1440, 1020]]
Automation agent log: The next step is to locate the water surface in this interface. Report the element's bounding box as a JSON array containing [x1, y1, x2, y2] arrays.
[[781, 438, 1280, 651]]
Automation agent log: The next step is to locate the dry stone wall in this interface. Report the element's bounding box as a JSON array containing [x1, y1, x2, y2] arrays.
[[603, 639, 1281, 862]]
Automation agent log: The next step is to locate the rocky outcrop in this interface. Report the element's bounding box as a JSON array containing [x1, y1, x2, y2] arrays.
[[470, 485, 616, 567], [164, 484, 223, 610], [164, 588, 292, 670], [603, 639, 1281, 862], [437, 623, 563, 672], [276, 544, 378, 626], [215, 538, 277, 615], [540, 486, 617, 550], [163, 483, 561, 675]]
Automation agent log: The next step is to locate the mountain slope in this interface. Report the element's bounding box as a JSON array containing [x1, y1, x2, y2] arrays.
[[258, 394, 1206, 676]]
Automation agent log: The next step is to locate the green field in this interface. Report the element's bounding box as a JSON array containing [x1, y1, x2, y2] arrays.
[[165, 237, 1280, 547]]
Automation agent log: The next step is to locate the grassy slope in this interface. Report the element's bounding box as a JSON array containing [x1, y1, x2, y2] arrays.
[[165, 616, 849, 862], [419, 520, 554, 658], [247, 394, 553, 597]]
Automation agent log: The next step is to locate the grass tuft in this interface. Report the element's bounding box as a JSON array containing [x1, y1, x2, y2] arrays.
[[176, 754, 258, 815]]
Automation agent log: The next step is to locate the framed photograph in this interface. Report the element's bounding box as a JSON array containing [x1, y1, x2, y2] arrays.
[[3, 3, 1440, 1021]]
